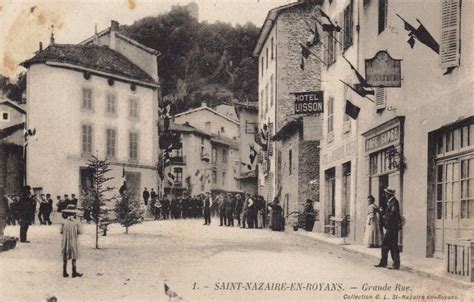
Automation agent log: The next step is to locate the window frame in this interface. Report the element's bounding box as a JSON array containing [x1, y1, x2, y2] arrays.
[[105, 128, 116, 159], [82, 88, 93, 111], [129, 131, 139, 161], [129, 97, 139, 119], [106, 93, 117, 115], [81, 124, 93, 156]]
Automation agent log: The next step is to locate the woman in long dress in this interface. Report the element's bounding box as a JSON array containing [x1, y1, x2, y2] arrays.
[[61, 204, 83, 278], [363, 195, 382, 248], [268, 198, 284, 231]]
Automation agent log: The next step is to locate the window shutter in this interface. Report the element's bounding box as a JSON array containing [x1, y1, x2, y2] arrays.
[[375, 88, 386, 110], [440, 0, 461, 68], [339, 12, 344, 53]]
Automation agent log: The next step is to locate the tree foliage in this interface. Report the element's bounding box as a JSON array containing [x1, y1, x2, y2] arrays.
[[80, 156, 115, 248], [114, 189, 144, 234], [121, 6, 260, 113]]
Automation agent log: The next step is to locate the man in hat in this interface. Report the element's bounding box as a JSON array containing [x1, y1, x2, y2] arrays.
[[203, 192, 212, 225], [18, 186, 33, 242], [375, 187, 402, 270]]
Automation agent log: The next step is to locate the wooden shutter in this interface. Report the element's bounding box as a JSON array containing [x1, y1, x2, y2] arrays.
[[339, 12, 344, 54], [440, 0, 461, 68], [375, 88, 386, 110]]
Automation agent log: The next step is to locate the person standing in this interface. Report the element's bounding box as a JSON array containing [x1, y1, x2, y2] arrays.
[[18, 186, 32, 243], [44, 194, 53, 225], [241, 193, 250, 229], [57, 196, 64, 213], [150, 189, 157, 202], [61, 204, 83, 278], [303, 199, 316, 232], [218, 194, 227, 226], [268, 197, 284, 231], [363, 195, 382, 247], [246, 195, 256, 229], [375, 188, 402, 270], [38, 194, 47, 225], [203, 193, 212, 225], [226, 193, 235, 227], [70, 194, 78, 207], [142, 187, 150, 206], [234, 194, 243, 227]]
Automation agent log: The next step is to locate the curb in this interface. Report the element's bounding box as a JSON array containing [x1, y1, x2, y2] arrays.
[[290, 231, 474, 289]]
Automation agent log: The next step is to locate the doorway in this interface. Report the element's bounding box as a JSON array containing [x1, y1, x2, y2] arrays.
[[325, 168, 336, 234]]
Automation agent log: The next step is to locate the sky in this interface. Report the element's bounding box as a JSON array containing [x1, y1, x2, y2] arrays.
[[0, 0, 294, 79]]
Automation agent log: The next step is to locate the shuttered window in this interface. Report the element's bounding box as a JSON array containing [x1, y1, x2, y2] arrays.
[[328, 97, 334, 133], [375, 88, 386, 111], [378, 0, 388, 34], [440, 0, 461, 68], [106, 129, 116, 159], [343, 0, 354, 51], [129, 131, 139, 160], [82, 125, 93, 155]]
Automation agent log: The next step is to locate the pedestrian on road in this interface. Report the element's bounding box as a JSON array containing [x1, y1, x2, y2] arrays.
[[150, 189, 157, 202], [203, 193, 212, 225], [38, 194, 47, 225], [375, 188, 402, 270], [60, 204, 83, 278], [70, 194, 78, 207], [234, 194, 243, 227], [363, 195, 381, 248], [226, 193, 235, 227], [268, 197, 284, 231], [240, 193, 251, 228], [218, 194, 227, 226], [303, 199, 316, 232], [57, 196, 65, 213], [43, 194, 53, 225], [143, 187, 150, 206], [18, 186, 33, 242]]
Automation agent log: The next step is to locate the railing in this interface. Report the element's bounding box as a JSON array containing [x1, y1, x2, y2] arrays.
[[169, 156, 186, 164], [446, 238, 474, 282]]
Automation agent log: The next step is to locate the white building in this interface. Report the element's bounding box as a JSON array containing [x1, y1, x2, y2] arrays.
[[173, 104, 240, 195], [21, 21, 160, 199], [319, 0, 474, 261]]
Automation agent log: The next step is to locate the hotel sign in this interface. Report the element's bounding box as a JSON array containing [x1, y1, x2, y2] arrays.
[[365, 51, 402, 87], [365, 125, 400, 152], [293, 91, 324, 114]]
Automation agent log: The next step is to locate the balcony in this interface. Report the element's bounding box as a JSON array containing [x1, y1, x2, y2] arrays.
[[169, 156, 186, 165]]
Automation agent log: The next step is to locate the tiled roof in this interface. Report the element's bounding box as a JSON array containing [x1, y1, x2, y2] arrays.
[[169, 122, 210, 137], [271, 118, 303, 141], [21, 44, 156, 85], [0, 122, 24, 140], [211, 134, 239, 149]]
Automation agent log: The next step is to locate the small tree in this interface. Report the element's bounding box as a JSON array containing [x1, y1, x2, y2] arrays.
[[80, 156, 114, 249], [115, 189, 144, 234]]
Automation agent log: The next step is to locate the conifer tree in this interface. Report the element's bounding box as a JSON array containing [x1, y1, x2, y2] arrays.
[[80, 156, 114, 249], [115, 189, 144, 234]]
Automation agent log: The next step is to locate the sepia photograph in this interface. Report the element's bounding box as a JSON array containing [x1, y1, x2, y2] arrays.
[[0, 0, 473, 301]]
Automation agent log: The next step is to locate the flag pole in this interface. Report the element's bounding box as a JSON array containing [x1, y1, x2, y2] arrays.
[[299, 43, 327, 66], [339, 79, 375, 103]]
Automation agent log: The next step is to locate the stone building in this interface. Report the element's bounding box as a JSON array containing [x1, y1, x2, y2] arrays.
[[253, 0, 323, 212], [21, 21, 160, 200], [272, 118, 320, 225]]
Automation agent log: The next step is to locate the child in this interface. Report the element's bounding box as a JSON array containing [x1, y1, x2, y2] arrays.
[[60, 204, 83, 278]]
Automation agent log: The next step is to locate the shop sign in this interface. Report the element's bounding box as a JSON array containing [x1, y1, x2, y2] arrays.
[[303, 115, 322, 141], [365, 125, 400, 152], [365, 50, 402, 87], [293, 91, 324, 114]]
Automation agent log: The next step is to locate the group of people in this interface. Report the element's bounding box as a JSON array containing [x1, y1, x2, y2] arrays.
[[4, 192, 80, 228], [143, 188, 206, 220], [363, 187, 403, 270]]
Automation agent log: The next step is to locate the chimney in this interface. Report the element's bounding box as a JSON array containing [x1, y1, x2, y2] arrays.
[[201, 101, 207, 108], [50, 33, 55, 45], [111, 20, 120, 31], [39, 42, 43, 51]]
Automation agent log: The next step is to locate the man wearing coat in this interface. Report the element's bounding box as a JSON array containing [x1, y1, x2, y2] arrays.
[[18, 186, 33, 242], [142, 188, 150, 206], [375, 187, 402, 270]]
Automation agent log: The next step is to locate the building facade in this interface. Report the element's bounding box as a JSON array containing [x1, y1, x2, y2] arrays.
[[317, 0, 473, 260], [318, 0, 359, 239], [254, 1, 323, 210], [173, 104, 240, 195], [234, 102, 259, 195], [22, 21, 160, 200]]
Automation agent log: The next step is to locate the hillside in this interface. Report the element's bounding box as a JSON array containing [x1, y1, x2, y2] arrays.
[[120, 6, 260, 113]]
